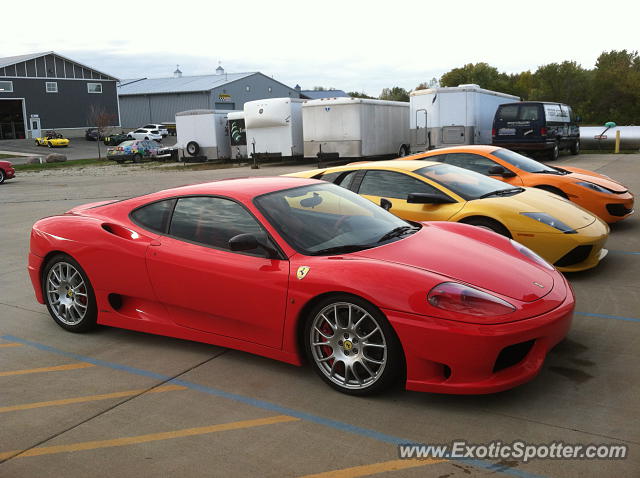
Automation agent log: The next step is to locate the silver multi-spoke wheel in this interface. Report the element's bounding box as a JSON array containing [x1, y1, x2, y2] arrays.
[[309, 302, 388, 391], [45, 261, 89, 326]]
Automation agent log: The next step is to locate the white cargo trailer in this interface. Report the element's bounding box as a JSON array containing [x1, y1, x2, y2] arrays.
[[303, 98, 410, 159], [227, 111, 247, 160], [409, 85, 519, 152], [244, 98, 304, 160], [175, 110, 232, 160]]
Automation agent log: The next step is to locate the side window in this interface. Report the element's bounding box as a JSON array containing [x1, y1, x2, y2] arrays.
[[519, 105, 539, 121], [317, 171, 342, 183], [441, 153, 498, 175], [358, 170, 440, 200], [131, 199, 176, 233], [169, 197, 266, 255], [318, 170, 359, 190], [425, 154, 447, 163]]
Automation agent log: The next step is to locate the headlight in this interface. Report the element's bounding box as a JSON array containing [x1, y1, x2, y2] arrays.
[[520, 212, 576, 234], [509, 239, 555, 270], [427, 282, 515, 317], [576, 181, 612, 194]]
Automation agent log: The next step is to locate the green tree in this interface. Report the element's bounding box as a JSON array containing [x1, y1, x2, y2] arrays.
[[589, 50, 640, 124], [379, 86, 410, 102], [347, 91, 374, 99], [440, 63, 509, 91]]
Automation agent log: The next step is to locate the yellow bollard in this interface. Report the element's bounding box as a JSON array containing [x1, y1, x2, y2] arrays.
[[614, 130, 621, 153]]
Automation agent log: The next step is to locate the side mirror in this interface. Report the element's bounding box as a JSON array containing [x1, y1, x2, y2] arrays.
[[228, 233, 259, 252], [487, 165, 517, 178], [407, 192, 456, 204], [380, 198, 392, 211]]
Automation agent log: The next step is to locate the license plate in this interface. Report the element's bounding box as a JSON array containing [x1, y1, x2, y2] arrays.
[[499, 128, 516, 135]]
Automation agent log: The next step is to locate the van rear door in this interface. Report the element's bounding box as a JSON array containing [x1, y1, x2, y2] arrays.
[[493, 103, 544, 145]]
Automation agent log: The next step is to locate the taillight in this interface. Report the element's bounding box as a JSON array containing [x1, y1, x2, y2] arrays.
[[540, 127, 547, 136], [491, 128, 496, 137], [427, 282, 515, 317]]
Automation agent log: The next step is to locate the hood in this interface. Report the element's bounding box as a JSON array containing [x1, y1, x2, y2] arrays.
[[558, 167, 628, 193], [353, 224, 554, 302], [481, 188, 596, 231]]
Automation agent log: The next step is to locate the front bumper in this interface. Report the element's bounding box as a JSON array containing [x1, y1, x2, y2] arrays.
[[387, 280, 574, 394], [513, 218, 609, 272], [589, 192, 634, 223], [5, 167, 15, 179]]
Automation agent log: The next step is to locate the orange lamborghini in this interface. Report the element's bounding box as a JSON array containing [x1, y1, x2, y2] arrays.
[[398, 146, 633, 223]]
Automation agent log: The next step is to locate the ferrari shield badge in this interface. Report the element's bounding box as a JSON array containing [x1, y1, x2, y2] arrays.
[[296, 266, 310, 280]]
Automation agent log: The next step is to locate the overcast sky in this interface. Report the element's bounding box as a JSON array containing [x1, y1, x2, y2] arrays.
[[4, 0, 639, 95]]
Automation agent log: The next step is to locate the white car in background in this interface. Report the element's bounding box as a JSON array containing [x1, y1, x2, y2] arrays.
[[142, 123, 169, 138], [127, 128, 163, 141]]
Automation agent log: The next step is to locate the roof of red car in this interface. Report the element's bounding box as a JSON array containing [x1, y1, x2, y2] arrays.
[[144, 176, 321, 202]]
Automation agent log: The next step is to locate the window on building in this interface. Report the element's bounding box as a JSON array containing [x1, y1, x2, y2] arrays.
[[45, 82, 58, 93], [0, 81, 14, 92], [245, 85, 251, 92], [87, 83, 102, 93], [268, 87, 272, 93]]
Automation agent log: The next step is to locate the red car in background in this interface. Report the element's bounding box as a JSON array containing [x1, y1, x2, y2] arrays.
[[28, 177, 574, 395], [0, 160, 15, 184]]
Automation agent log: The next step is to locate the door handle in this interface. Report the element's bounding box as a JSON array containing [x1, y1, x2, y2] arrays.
[[150, 240, 161, 247]]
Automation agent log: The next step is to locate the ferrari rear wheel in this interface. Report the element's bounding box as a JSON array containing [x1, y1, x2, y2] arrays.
[[305, 295, 403, 395], [43, 254, 97, 332]]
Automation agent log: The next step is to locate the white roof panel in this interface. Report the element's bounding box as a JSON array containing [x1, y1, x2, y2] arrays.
[[118, 72, 256, 95]]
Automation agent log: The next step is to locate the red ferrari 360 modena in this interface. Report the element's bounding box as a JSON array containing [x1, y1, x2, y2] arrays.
[[29, 177, 575, 395]]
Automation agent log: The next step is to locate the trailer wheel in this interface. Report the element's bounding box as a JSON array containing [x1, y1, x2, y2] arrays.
[[398, 145, 409, 157], [186, 141, 200, 156]]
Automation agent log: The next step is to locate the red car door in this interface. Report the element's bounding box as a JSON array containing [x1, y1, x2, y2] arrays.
[[145, 196, 290, 348]]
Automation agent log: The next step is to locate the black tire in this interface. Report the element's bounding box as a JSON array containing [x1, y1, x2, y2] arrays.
[[42, 253, 97, 333], [534, 185, 568, 199], [132, 154, 142, 163], [186, 141, 200, 156], [47, 141, 53, 148], [0, 169, 5, 184], [303, 294, 404, 395], [127, 135, 133, 139], [460, 217, 511, 238], [35, 140, 40, 146], [548, 142, 559, 161], [144, 137, 149, 140], [398, 145, 409, 157], [570, 140, 580, 155]]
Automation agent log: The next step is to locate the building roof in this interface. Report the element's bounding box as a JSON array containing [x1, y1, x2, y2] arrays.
[[117, 72, 257, 95], [0, 51, 118, 80], [300, 89, 349, 99]]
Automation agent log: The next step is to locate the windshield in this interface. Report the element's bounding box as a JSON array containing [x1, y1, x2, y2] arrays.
[[415, 163, 516, 200], [254, 183, 412, 255], [492, 148, 556, 173]]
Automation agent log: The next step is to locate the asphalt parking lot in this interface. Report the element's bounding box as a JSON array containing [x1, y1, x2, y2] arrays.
[[0, 153, 638, 477], [0, 136, 177, 164]]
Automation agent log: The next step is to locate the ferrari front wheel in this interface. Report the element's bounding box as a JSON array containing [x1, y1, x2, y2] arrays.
[[43, 254, 97, 332], [304, 295, 403, 395]]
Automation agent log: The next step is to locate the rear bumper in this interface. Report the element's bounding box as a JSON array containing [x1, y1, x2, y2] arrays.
[[492, 141, 555, 151], [4, 168, 15, 179], [387, 279, 574, 394]]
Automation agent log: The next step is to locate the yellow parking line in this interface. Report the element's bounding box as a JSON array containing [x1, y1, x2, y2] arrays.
[[0, 363, 94, 377], [0, 415, 299, 460], [0, 384, 187, 413], [299, 458, 447, 478], [0, 343, 23, 348]]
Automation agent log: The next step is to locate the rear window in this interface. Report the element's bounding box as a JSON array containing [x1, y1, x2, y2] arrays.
[[131, 199, 176, 233], [496, 104, 541, 122]]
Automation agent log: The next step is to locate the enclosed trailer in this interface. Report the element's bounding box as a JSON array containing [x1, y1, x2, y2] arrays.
[[244, 98, 304, 160], [303, 98, 410, 159], [409, 85, 519, 152], [175, 109, 231, 160], [227, 111, 247, 160]]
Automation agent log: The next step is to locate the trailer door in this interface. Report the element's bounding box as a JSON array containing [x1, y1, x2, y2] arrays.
[[416, 109, 428, 146]]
